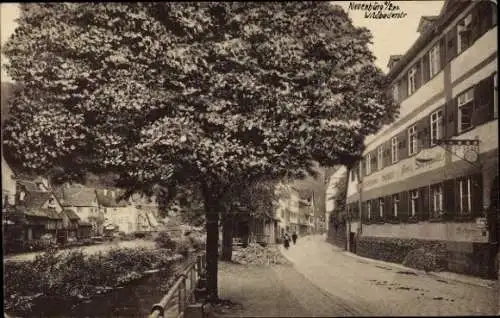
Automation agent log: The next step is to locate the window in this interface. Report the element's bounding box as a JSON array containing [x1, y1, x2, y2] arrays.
[[429, 43, 440, 77], [410, 190, 419, 217], [377, 146, 383, 170], [430, 110, 443, 145], [379, 198, 384, 218], [458, 177, 472, 214], [457, 88, 474, 133], [431, 184, 443, 217], [367, 201, 372, 220], [494, 73, 498, 119], [392, 85, 399, 103], [408, 125, 418, 155], [366, 153, 372, 175], [391, 137, 399, 163], [457, 14, 472, 53], [408, 66, 417, 94], [392, 194, 399, 217]]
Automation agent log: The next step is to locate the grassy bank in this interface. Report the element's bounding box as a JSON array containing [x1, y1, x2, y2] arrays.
[[4, 247, 177, 316]]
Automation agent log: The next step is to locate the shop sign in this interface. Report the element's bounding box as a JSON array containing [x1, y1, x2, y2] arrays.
[[362, 147, 445, 191]]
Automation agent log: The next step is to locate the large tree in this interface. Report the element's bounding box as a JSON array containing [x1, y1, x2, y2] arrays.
[[2, 2, 396, 301]]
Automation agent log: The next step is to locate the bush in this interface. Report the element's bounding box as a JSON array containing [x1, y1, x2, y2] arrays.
[[154, 230, 177, 250], [4, 247, 176, 316], [403, 248, 448, 272]]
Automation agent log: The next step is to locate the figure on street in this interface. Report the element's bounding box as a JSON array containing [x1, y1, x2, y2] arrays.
[[292, 232, 298, 245], [283, 233, 290, 249]]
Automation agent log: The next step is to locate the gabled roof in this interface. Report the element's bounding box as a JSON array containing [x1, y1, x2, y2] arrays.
[[63, 209, 81, 220], [95, 189, 129, 207], [19, 191, 52, 210], [55, 184, 98, 207], [21, 207, 62, 220], [17, 180, 45, 193]]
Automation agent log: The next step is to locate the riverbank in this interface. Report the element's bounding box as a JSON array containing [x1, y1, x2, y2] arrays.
[[3, 246, 182, 317], [3, 239, 156, 262]]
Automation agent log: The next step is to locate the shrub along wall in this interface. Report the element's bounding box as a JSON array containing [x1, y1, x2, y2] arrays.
[[356, 236, 497, 279]]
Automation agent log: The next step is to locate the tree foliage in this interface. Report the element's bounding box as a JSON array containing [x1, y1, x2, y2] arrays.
[[3, 2, 396, 191], [2, 2, 397, 299]]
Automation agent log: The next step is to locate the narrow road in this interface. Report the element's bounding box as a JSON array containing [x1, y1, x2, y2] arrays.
[[218, 261, 361, 317], [3, 239, 156, 262], [281, 235, 499, 316]]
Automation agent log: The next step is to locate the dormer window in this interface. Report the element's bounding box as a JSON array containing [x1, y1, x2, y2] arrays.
[[48, 198, 56, 209], [457, 14, 472, 53]]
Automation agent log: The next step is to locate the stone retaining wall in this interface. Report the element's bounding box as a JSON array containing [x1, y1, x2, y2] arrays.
[[356, 236, 497, 279]]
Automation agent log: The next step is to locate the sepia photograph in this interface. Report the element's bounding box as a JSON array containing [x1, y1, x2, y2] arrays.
[[1, 1, 498, 317]]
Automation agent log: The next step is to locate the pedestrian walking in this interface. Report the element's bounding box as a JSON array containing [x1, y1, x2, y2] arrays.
[[292, 232, 298, 245], [283, 233, 290, 249]]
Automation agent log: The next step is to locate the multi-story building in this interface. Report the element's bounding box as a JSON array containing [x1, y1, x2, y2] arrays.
[[346, 0, 497, 278], [325, 166, 348, 231]]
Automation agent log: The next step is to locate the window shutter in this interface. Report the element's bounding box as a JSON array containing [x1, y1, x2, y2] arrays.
[[445, 98, 457, 137], [475, 75, 495, 125], [439, 37, 447, 68], [422, 121, 431, 149], [373, 198, 380, 220], [478, 1, 493, 36], [446, 26, 457, 62], [416, 117, 428, 149], [415, 61, 422, 90], [398, 130, 408, 160], [400, 74, 409, 99], [422, 52, 431, 82], [471, 173, 483, 217], [384, 141, 392, 166], [443, 179, 456, 217], [370, 150, 377, 170], [400, 191, 409, 220], [420, 186, 430, 220], [385, 195, 392, 218], [470, 3, 481, 43]]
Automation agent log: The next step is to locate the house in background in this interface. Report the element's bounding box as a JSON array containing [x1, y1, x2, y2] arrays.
[[12, 179, 64, 244], [325, 166, 348, 232], [130, 193, 160, 234], [1, 155, 16, 207], [295, 187, 315, 235], [96, 188, 136, 234], [55, 184, 102, 235]]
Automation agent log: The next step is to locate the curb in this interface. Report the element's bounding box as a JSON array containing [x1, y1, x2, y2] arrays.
[[327, 240, 497, 289]]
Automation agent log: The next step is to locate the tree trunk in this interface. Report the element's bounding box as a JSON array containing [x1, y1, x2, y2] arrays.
[[221, 213, 234, 261], [204, 187, 221, 303]]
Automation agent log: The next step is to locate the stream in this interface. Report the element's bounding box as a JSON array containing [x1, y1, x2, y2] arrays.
[[16, 261, 188, 318]]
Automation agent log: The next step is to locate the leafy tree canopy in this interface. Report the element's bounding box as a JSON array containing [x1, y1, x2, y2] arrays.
[[3, 2, 396, 199]]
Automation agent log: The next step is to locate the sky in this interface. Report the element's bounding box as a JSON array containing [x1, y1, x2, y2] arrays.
[[0, 1, 444, 83]]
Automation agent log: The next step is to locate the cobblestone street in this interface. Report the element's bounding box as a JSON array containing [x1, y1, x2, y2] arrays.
[[281, 235, 499, 316]]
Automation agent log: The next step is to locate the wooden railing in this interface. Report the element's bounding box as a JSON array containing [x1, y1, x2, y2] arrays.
[[149, 253, 206, 318]]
